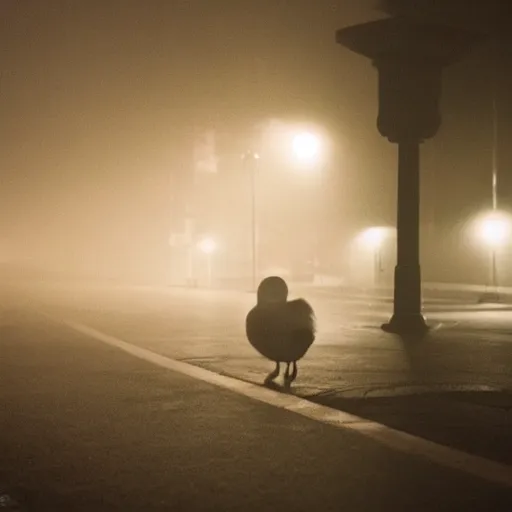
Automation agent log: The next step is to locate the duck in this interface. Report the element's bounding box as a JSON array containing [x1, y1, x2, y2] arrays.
[[245, 276, 316, 387]]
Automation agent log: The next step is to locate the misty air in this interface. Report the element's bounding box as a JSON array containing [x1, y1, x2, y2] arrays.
[[1, 1, 512, 510]]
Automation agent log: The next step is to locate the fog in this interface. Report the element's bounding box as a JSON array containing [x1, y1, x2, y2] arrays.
[[1, 0, 511, 288]]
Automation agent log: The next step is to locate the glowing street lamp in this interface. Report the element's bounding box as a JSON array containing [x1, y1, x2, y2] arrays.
[[474, 211, 511, 299], [198, 236, 217, 254], [292, 131, 322, 165], [242, 123, 327, 289], [197, 236, 217, 287], [360, 227, 392, 286], [361, 227, 388, 250], [477, 212, 511, 249], [291, 129, 326, 275]]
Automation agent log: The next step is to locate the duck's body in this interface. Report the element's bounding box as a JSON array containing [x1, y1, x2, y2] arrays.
[[246, 298, 315, 362], [245, 276, 316, 386]]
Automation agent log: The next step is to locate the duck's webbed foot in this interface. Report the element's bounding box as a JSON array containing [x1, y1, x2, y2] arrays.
[[264, 362, 280, 385]]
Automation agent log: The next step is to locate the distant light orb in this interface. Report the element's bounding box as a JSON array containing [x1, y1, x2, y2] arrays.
[[476, 211, 512, 248], [360, 227, 390, 250], [197, 237, 217, 254], [242, 150, 260, 160], [292, 131, 321, 163]]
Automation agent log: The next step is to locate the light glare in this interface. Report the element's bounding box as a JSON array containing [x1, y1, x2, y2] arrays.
[[292, 132, 321, 163], [197, 237, 217, 254], [476, 212, 512, 248], [360, 227, 390, 250]]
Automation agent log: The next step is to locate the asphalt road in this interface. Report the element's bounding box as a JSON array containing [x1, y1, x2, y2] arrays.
[[20, 282, 512, 394], [1, 312, 512, 511], [9, 283, 512, 457]]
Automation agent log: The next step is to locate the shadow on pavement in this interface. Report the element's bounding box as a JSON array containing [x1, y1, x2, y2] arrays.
[[305, 389, 512, 466]]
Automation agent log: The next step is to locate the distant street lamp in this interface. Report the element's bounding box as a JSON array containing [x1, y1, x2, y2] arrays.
[[292, 131, 322, 165], [242, 150, 260, 292], [291, 129, 326, 274], [475, 211, 511, 301], [244, 125, 327, 288], [337, 17, 484, 334], [361, 227, 391, 286], [197, 236, 217, 288]]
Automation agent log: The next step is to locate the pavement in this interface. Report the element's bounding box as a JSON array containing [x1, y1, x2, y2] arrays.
[[2, 281, 512, 509]]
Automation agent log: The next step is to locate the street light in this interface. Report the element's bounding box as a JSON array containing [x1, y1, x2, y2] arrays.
[[243, 123, 327, 290], [292, 131, 322, 165], [477, 212, 510, 248], [242, 150, 260, 292], [474, 211, 511, 301], [291, 129, 326, 276], [197, 236, 217, 288], [360, 227, 393, 286]]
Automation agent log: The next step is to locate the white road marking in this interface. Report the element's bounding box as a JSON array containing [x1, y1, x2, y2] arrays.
[[56, 317, 512, 488]]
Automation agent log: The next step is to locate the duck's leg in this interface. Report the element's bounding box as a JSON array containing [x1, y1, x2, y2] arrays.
[[290, 361, 298, 382], [264, 362, 280, 384], [283, 362, 292, 389]]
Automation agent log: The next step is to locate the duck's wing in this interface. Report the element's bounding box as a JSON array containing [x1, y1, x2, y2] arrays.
[[245, 306, 265, 343], [245, 305, 286, 361], [286, 298, 316, 333]]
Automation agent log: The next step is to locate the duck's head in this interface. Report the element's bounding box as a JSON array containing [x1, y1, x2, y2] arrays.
[[257, 276, 288, 305]]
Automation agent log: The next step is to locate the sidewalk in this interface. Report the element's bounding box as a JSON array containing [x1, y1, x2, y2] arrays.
[[5, 257, 512, 308], [302, 276, 512, 302], [180, 328, 512, 467]]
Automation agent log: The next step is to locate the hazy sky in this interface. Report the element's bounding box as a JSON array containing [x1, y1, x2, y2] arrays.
[[1, 0, 509, 281], [1, 1, 382, 244]]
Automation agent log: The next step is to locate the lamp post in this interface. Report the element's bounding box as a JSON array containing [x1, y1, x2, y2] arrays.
[[197, 236, 217, 288], [478, 36, 501, 303], [361, 227, 389, 286], [242, 150, 260, 292], [291, 130, 325, 275], [336, 17, 484, 334], [475, 211, 511, 302], [242, 127, 325, 290]]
